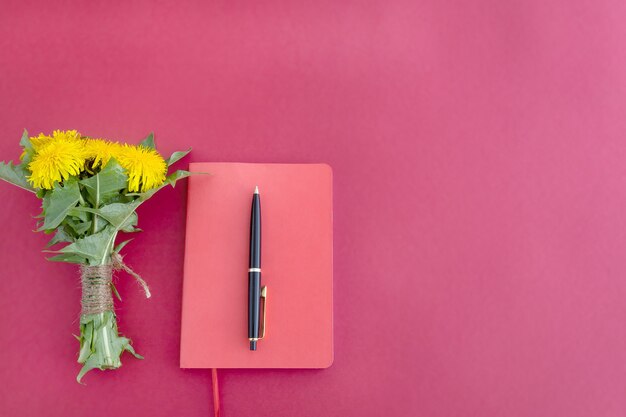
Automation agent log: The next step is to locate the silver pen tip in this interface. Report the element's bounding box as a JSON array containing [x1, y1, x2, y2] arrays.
[[254, 185, 259, 194]]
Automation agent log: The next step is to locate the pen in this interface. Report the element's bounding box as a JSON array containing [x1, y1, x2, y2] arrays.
[[248, 185, 262, 350]]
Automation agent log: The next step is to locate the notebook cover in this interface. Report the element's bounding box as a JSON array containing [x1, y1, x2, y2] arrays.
[[180, 163, 333, 368]]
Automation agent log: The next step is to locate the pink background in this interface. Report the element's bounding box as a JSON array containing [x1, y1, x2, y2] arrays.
[[1, 1, 626, 416]]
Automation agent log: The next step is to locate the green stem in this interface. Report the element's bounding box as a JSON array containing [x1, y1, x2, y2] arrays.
[[76, 219, 143, 382], [98, 256, 113, 367], [99, 312, 113, 366], [92, 174, 99, 234], [77, 256, 143, 383]]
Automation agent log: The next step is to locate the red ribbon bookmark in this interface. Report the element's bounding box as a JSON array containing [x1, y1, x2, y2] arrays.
[[211, 368, 221, 417]]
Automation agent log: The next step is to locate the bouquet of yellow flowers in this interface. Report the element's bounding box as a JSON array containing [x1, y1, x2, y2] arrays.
[[0, 130, 191, 382]]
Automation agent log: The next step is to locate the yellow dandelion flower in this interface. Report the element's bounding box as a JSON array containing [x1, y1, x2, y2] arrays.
[[21, 130, 82, 161], [83, 139, 121, 169], [52, 129, 80, 140], [31, 130, 81, 151], [30, 133, 53, 151], [115, 144, 167, 192], [20, 132, 51, 161], [27, 137, 86, 189]]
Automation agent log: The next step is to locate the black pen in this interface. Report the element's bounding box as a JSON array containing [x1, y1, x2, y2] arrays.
[[248, 185, 262, 350]]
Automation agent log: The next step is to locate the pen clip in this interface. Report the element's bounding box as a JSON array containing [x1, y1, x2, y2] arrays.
[[259, 286, 267, 339]]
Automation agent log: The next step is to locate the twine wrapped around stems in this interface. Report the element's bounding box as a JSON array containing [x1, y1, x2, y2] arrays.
[[80, 264, 114, 315], [80, 253, 151, 315]]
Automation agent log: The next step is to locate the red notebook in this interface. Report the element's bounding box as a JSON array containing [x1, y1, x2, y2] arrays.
[[180, 163, 333, 368]]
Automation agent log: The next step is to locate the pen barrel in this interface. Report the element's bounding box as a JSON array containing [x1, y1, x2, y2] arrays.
[[249, 189, 261, 350], [249, 193, 261, 268], [248, 271, 261, 341]]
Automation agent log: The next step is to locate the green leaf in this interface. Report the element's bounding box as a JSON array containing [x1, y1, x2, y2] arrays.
[[139, 133, 155, 149], [92, 217, 108, 234], [120, 215, 139, 232], [114, 238, 133, 253], [19, 129, 35, 166], [166, 170, 191, 186], [39, 179, 82, 231], [77, 321, 94, 363], [36, 188, 49, 199], [70, 220, 92, 235], [59, 199, 141, 265], [72, 202, 140, 231], [80, 159, 128, 206], [19, 129, 31, 151], [45, 227, 74, 247], [165, 148, 191, 167], [47, 253, 88, 264], [71, 207, 90, 223], [77, 353, 101, 384], [0, 160, 35, 193], [54, 226, 116, 265], [127, 170, 194, 202], [103, 193, 132, 205], [100, 203, 139, 230], [111, 282, 122, 301], [76, 311, 142, 383], [123, 340, 143, 359], [63, 217, 93, 237]]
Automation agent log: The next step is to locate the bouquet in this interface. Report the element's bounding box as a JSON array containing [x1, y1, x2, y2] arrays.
[[0, 129, 191, 382]]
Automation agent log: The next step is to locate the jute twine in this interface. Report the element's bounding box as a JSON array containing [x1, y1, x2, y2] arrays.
[[80, 253, 151, 315]]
